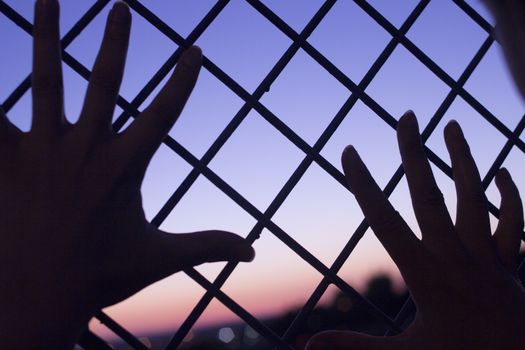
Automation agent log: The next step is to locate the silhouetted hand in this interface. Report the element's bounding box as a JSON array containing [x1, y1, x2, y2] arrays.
[[484, 0, 525, 99], [307, 112, 525, 350], [0, 1, 253, 348]]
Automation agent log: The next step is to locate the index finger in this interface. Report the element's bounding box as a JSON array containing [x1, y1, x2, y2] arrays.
[[32, 0, 64, 135], [342, 146, 425, 284], [122, 46, 202, 164], [77, 1, 131, 133], [444, 121, 493, 259], [397, 111, 460, 255]]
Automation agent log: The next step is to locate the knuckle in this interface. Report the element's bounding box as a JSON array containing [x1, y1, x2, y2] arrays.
[[403, 138, 421, 155], [449, 136, 472, 160], [415, 187, 445, 207], [89, 72, 121, 93], [458, 145, 477, 165], [33, 75, 63, 95], [466, 190, 488, 208], [34, 25, 55, 41]]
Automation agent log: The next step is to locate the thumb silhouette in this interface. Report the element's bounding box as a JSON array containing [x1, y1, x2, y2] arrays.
[[141, 228, 255, 281], [94, 227, 255, 308]]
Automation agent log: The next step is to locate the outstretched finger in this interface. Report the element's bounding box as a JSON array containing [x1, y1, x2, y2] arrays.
[[135, 228, 255, 287], [122, 46, 202, 166], [32, 0, 64, 135], [342, 146, 424, 285], [397, 111, 459, 255], [78, 1, 131, 133], [444, 121, 493, 259], [306, 330, 403, 350], [494, 168, 524, 272]]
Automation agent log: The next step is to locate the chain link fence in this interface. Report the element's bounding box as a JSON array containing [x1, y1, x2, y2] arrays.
[[1, 0, 524, 349]]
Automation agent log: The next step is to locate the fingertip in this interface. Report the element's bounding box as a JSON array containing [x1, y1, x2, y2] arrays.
[[398, 110, 417, 129], [104, 2, 131, 44], [181, 46, 203, 68], [34, 0, 60, 26], [341, 145, 357, 172], [444, 119, 462, 139], [247, 240, 256, 261], [204, 230, 255, 263], [495, 168, 516, 194], [443, 120, 467, 158], [36, 0, 59, 9], [189, 45, 203, 55], [341, 146, 359, 192], [496, 167, 511, 184], [404, 109, 415, 116], [495, 168, 505, 188], [341, 145, 357, 163], [110, 1, 131, 24], [113, 0, 130, 10], [399, 110, 416, 124], [231, 236, 255, 263], [397, 110, 420, 148], [495, 168, 521, 203], [35, 0, 60, 22]]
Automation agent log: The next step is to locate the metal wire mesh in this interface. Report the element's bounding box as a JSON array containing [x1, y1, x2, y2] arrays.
[[1, 1, 524, 349]]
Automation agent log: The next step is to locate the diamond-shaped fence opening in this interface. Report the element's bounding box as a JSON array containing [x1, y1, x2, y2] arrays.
[[1, 1, 524, 349]]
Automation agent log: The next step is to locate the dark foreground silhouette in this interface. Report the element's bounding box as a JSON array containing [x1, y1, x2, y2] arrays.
[[0, 1, 253, 349]]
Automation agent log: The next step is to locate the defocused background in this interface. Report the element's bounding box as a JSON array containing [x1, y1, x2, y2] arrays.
[[2, 1, 525, 349]]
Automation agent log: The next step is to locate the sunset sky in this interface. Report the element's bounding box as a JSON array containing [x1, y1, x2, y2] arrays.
[[1, 0, 525, 342]]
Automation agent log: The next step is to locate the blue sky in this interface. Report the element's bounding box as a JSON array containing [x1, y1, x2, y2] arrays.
[[1, 0, 524, 339]]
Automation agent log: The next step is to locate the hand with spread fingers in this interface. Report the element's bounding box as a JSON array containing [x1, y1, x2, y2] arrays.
[[0, 1, 253, 348], [307, 112, 525, 350]]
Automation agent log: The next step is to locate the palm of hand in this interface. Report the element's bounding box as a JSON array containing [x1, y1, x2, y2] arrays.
[[400, 245, 525, 350], [308, 113, 525, 350], [0, 1, 253, 346]]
